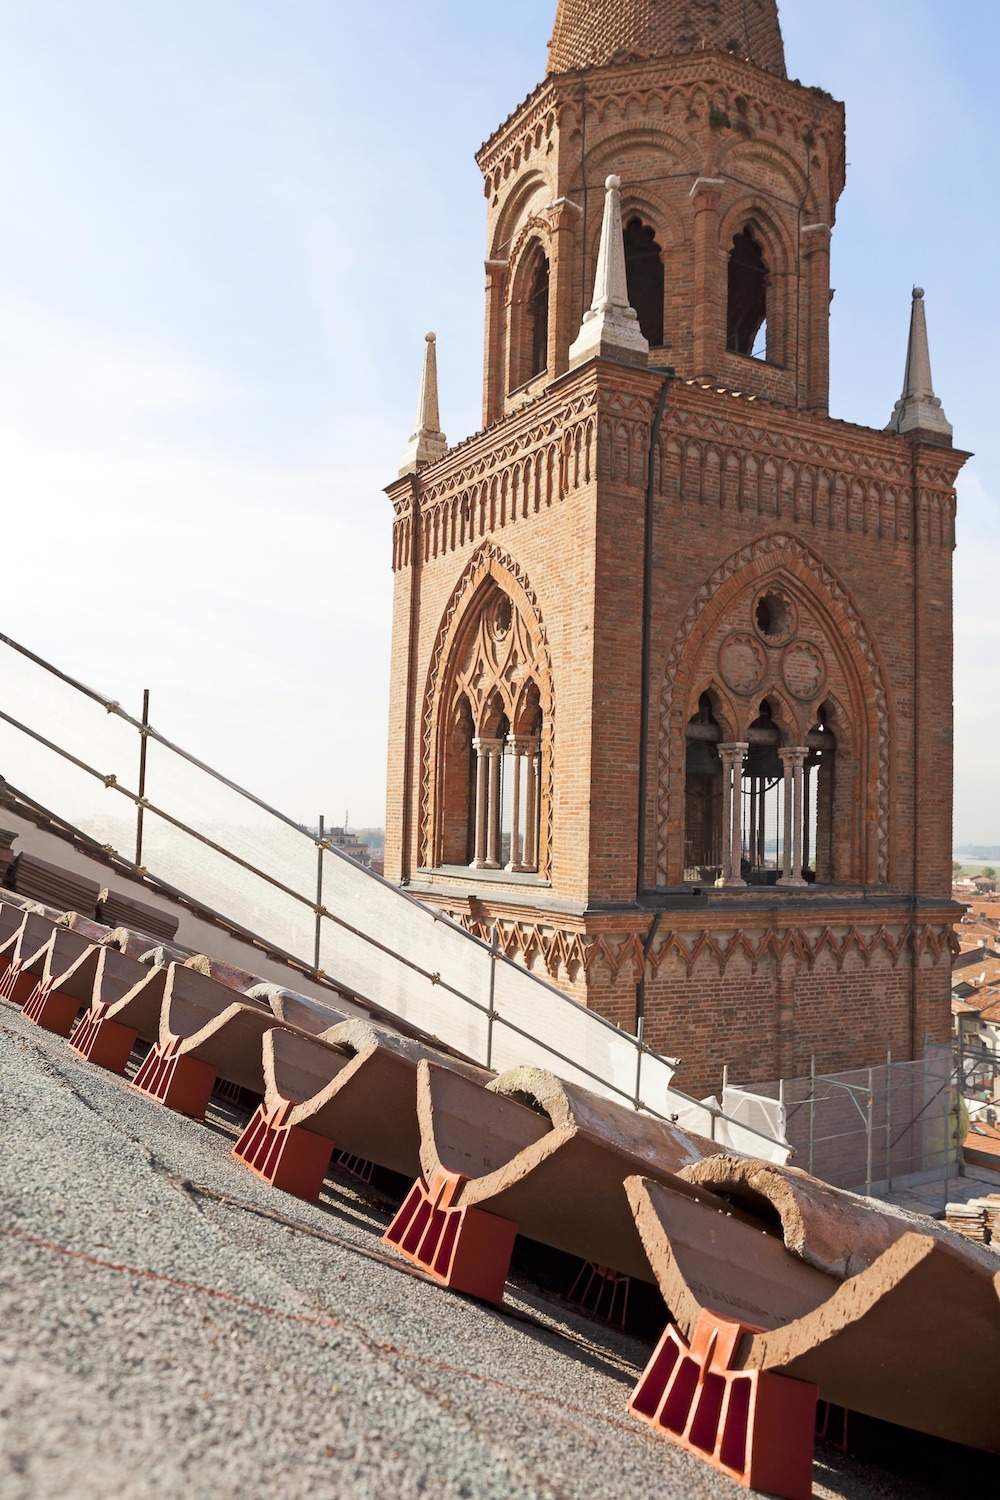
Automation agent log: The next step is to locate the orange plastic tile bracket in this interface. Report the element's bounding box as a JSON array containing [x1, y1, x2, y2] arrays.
[[70, 1003, 139, 1074], [232, 1102, 334, 1201], [629, 1310, 817, 1500], [383, 1168, 518, 1306], [21, 978, 80, 1037], [131, 1037, 217, 1120]]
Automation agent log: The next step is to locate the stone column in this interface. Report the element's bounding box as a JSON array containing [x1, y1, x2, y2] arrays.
[[506, 735, 532, 871], [471, 737, 503, 869], [802, 760, 813, 875], [470, 739, 490, 868], [715, 743, 748, 888], [689, 177, 726, 380], [485, 740, 503, 869], [482, 260, 508, 428], [777, 747, 809, 888], [801, 224, 831, 414], [524, 742, 540, 873], [748, 777, 759, 868], [547, 198, 582, 378]]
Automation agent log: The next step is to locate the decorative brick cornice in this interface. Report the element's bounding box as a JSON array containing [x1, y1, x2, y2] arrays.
[[452, 909, 956, 987], [478, 54, 844, 200]]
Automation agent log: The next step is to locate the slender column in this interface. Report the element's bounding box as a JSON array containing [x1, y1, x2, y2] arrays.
[[485, 741, 503, 868], [689, 177, 726, 380], [470, 738, 490, 868], [718, 753, 733, 883], [482, 260, 508, 428], [548, 197, 582, 378], [777, 748, 809, 888], [758, 777, 767, 872], [748, 777, 758, 868], [715, 743, 748, 888], [524, 744, 540, 872], [802, 760, 813, 875], [801, 224, 831, 414], [506, 735, 531, 871], [471, 737, 503, 869]]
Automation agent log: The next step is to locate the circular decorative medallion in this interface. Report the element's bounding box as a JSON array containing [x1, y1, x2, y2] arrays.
[[492, 595, 513, 637], [782, 641, 825, 701], [719, 633, 766, 696], [752, 588, 797, 644]]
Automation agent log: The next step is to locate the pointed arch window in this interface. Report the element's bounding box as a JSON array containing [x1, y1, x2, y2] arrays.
[[434, 582, 547, 875], [683, 694, 723, 879], [529, 256, 550, 378], [727, 226, 768, 358], [624, 217, 665, 347]]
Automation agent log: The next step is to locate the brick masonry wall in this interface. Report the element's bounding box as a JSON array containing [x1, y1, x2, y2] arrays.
[[547, 0, 787, 79]]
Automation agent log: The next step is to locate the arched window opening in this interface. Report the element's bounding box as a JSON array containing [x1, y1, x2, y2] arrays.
[[439, 695, 476, 866], [438, 583, 547, 876], [727, 226, 768, 359], [805, 708, 837, 884], [741, 700, 785, 885], [528, 255, 550, 379], [683, 694, 723, 881], [624, 217, 665, 347]]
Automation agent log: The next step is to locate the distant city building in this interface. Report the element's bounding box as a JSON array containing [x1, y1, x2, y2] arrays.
[[326, 827, 371, 869]]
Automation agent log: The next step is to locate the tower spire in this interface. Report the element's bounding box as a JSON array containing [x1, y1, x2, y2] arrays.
[[399, 333, 448, 476], [885, 287, 952, 443], [568, 175, 649, 369]]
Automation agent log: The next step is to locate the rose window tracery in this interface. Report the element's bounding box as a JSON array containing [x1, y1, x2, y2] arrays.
[[679, 574, 863, 889]]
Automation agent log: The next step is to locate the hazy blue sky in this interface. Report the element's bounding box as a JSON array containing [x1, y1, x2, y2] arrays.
[[0, 0, 996, 841]]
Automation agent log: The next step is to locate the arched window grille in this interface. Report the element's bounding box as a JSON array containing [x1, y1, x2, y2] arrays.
[[726, 226, 768, 358], [529, 256, 550, 378], [623, 217, 665, 346]]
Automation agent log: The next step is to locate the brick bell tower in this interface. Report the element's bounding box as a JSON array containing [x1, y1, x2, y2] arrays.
[[384, 0, 968, 1096]]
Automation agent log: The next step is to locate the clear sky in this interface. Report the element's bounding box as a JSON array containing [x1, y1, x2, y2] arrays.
[[0, 0, 996, 842]]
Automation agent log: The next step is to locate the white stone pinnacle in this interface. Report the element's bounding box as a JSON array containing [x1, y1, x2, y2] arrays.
[[399, 332, 449, 476], [885, 287, 952, 442], [568, 174, 650, 369]]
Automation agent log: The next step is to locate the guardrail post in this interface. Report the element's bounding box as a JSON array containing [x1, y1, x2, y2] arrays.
[[486, 927, 498, 1072], [314, 813, 325, 974], [808, 1055, 815, 1176], [885, 1047, 893, 1191], [135, 688, 149, 866], [865, 1068, 874, 1198]]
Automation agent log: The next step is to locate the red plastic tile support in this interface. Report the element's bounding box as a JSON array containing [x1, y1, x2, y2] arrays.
[[132, 1038, 218, 1120], [21, 978, 80, 1037], [629, 1310, 817, 1500], [383, 1168, 519, 1306], [233, 1102, 335, 1202], [0, 962, 37, 1008], [70, 1003, 139, 1075]]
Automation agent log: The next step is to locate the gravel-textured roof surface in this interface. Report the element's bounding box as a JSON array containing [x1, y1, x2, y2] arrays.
[[0, 1004, 983, 1498]]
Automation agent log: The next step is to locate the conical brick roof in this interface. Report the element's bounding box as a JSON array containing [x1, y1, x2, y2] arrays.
[[548, 0, 786, 78]]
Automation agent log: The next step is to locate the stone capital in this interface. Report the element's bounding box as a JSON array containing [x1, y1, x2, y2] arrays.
[[473, 736, 505, 755], [547, 196, 583, 230], [689, 176, 726, 212]]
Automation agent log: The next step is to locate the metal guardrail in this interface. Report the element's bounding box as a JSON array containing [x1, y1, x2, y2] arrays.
[[0, 628, 789, 1157]]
